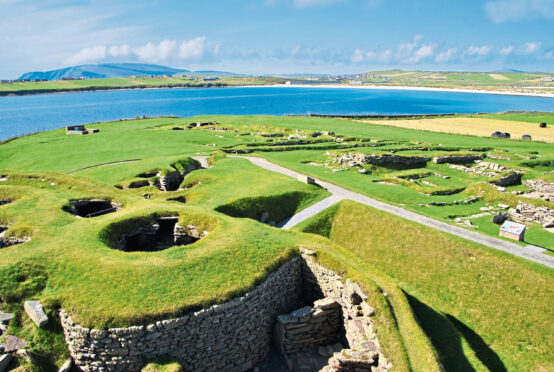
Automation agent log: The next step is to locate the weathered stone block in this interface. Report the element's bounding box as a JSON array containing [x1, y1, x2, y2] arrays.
[[24, 300, 48, 328]]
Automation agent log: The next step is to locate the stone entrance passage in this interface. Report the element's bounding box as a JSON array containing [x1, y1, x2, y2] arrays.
[[258, 252, 388, 372], [117, 217, 207, 252], [64, 199, 121, 218]]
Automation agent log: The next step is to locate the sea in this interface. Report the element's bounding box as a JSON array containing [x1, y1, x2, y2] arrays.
[[0, 86, 552, 140]]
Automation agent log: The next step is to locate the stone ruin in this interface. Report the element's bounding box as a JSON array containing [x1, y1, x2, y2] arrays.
[[509, 202, 554, 229], [449, 161, 523, 187], [59, 252, 389, 372], [133, 163, 199, 192], [0, 225, 30, 249], [116, 217, 207, 252], [332, 152, 429, 168], [272, 252, 388, 372], [432, 154, 484, 164], [64, 199, 122, 218], [521, 180, 554, 203]]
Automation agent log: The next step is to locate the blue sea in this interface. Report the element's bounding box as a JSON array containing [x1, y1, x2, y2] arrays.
[[0, 86, 552, 140]]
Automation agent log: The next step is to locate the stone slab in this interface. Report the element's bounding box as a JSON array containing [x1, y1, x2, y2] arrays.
[[24, 300, 48, 328], [0, 312, 13, 324]]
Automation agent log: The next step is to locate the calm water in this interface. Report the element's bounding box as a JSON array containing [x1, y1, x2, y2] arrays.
[[0, 86, 553, 139]]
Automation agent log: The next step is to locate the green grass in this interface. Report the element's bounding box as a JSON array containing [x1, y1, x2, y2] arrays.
[[1, 113, 553, 371], [295, 200, 554, 371], [0, 76, 286, 95]]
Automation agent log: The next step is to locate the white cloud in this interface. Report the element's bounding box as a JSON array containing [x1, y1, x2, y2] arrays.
[[521, 41, 541, 53], [435, 48, 457, 63], [351, 49, 364, 63], [465, 45, 491, 56], [406, 44, 435, 63], [179, 37, 206, 60], [500, 46, 514, 55], [396, 34, 423, 60], [65, 45, 106, 65], [134, 39, 177, 62], [109, 44, 131, 58], [485, 0, 554, 23]]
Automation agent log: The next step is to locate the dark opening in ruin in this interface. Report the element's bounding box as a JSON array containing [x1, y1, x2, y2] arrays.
[[0, 225, 30, 249], [117, 217, 205, 252], [169, 196, 186, 204], [0, 199, 12, 207], [64, 199, 121, 218]]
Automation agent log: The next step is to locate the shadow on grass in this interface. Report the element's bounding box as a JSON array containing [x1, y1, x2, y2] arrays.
[[407, 293, 506, 372], [446, 314, 507, 372]]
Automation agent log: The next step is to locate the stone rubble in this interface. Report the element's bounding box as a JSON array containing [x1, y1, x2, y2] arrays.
[[4, 335, 26, 353], [331, 153, 429, 167], [521, 180, 554, 203], [432, 154, 484, 164], [509, 202, 554, 228], [24, 300, 49, 328]]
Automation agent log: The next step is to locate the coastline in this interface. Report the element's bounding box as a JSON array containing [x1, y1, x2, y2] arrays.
[[249, 83, 554, 98], [0, 82, 553, 98]]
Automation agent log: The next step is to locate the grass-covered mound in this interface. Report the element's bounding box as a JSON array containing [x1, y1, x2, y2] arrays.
[[0, 113, 552, 370], [295, 200, 554, 371], [0, 159, 435, 371], [215, 190, 327, 223]]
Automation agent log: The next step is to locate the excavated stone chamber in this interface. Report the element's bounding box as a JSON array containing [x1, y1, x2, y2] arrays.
[[116, 216, 207, 252], [64, 199, 121, 218], [60, 253, 388, 372]]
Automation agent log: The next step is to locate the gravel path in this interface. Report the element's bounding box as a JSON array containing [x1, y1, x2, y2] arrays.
[[233, 156, 554, 268]]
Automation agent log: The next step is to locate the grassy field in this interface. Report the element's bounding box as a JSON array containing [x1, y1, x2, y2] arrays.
[[3, 69, 554, 96], [0, 76, 286, 95], [294, 200, 554, 371], [0, 114, 553, 371], [359, 70, 554, 94], [359, 116, 554, 142]]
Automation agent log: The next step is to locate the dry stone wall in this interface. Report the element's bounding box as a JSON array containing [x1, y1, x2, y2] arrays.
[[301, 254, 390, 372], [274, 298, 342, 354], [60, 258, 303, 372], [59, 254, 389, 372]]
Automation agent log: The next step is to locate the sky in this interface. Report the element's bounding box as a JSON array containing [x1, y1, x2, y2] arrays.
[[0, 0, 553, 78]]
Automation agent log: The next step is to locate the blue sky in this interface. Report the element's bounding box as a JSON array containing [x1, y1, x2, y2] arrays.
[[1, 0, 553, 78]]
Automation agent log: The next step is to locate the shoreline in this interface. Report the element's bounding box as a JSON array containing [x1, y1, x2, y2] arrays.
[[248, 83, 554, 98], [0, 82, 553, 98]]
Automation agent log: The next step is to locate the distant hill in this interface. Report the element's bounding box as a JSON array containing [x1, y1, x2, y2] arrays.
[[18, 63, 249, 81], [18, 63, 190, 81]]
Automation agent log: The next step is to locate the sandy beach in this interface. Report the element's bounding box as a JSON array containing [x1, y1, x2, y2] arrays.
[[251, 83, 554, 99]]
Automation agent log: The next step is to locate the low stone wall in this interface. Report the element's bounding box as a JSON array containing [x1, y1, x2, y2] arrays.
[[433, 154, 484, 164], [333, 153, 430, 167], [274, 298, 342, 354], [60, 258, 302, 372], [493, 172, 522, 187]]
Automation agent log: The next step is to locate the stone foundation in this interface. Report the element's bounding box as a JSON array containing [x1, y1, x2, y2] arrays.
[[301, 254, 389, 372], [60, 258, 303, 371], [59, 254, 389, 372]]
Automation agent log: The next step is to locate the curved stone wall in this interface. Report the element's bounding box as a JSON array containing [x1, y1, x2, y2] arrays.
[[60, 258, 302, 372]]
